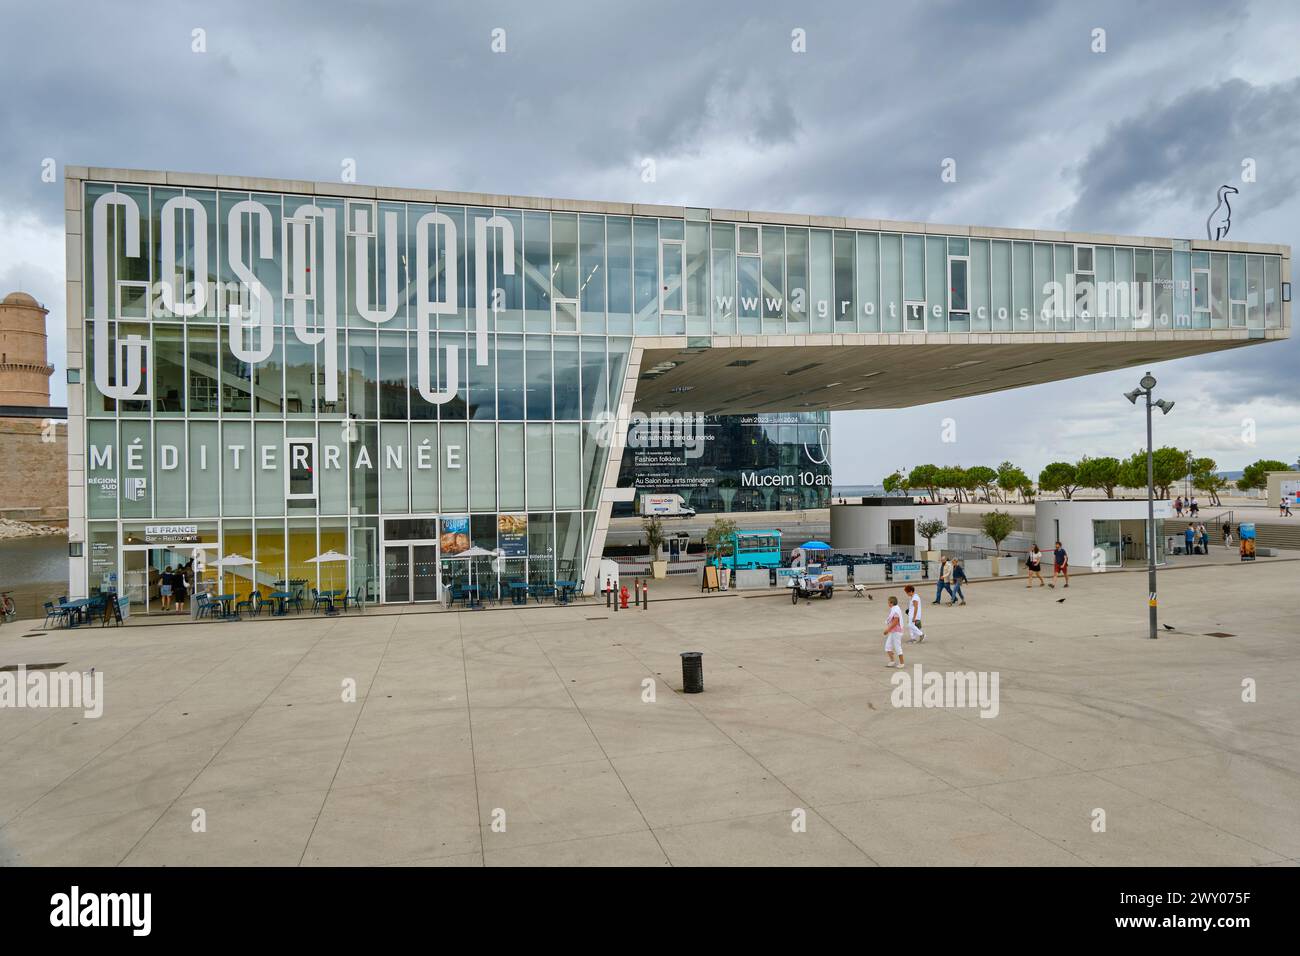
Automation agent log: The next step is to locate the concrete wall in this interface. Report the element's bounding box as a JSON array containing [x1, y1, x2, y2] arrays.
[[1034, 498, 1172, 568], [1266, 471, 1300, 510], [829, 502, 949, 552], [0, 417, 67, 522]]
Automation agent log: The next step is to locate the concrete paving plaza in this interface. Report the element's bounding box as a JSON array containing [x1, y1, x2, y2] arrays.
[[1, 559, 1297, 867]]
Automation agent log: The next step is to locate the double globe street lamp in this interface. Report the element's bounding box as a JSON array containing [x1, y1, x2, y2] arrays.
[[1125, 372, 1175, 640]]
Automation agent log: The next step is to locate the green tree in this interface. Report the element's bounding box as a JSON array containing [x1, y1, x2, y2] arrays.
[[917, 518, 947, 552], [882, 470, 906, 495], [1192, 464, 1227, 507], [997, 462, 1030, 502], [642, 516, 665, 557], [934, 465, 968, 502], [1038, 461, 1080, 499], [1076, 456, 1121, 498], [981, 510, 1016, 553], [1237, 459, 1288, 492], [907, 464, 940, 501], [1118, 447, 1189, 498], [703, 516, 738, 562], [965, 465, 999, 502]]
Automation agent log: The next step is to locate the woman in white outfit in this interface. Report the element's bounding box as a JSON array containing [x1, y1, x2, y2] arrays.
[[883, 596, 905, 668]]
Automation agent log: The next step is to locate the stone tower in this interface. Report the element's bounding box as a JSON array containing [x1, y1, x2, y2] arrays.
[[0, 291, 53, 407]]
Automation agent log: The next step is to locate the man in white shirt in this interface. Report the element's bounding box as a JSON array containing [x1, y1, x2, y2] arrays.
[[904, 584, 925, 643], [883, 596, 905, 668]]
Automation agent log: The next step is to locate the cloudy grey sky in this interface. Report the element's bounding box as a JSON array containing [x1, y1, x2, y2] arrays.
[[2, 0, 1296, 481]]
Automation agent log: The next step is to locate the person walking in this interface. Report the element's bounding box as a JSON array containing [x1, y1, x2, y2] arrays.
[[1025, 545, 1045, 587], [883, 596, 905, 668], [159, 565, 174, 611], [174, 565, 189, 613], [1049, 541, 1069, 588], [933, 557, 956, 605], [951, 559, 969, 605], [1223, 521, 1234, 548], [1174, 495, 1183, 517], [903, 584, 925, 643], [1189, 497, 1199, 518]]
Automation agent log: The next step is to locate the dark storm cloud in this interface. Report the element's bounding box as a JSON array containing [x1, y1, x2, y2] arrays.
[[1064, 77, 1300, 237]]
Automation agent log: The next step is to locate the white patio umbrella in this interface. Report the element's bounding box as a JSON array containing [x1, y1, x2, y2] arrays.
[[306, 550, 350, 592], [217, 553, 257, 596], [444, 546, 496, 601]]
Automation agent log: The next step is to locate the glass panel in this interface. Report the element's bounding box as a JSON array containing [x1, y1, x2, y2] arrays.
[[350, 423, 379, 514], [553, 423, 581, 510], [410, 422, 439, 512], [525, 334, 552, 421], [220, 325, 252, 413], [153, 324, 185, 415], [926, 237, 947, 331], [761, 226, 785, 325], [378, 331, 408, 420], [990, 240, 1011, 331], [969, 241, 989, 331], [469, 422, 497, 512], [633, 218, 659, 333], [254, 327, 283, 415], [221, 421, 252, 516], [526, 423, 552, 509], [1247, 254, 1264, 328], [880, 234, 902, 332], [551, 213, 578, 301], [440, 422, 467, 511], [1264, 256, 1280, 328], [579, 214, 606, 333], [412, 545, 439, 601], [523, 211, 551, 331], [380, 422, 408, 513], [661, 241, 684, 313], [711, 223, 736, 334], [580, 336, 607, 421], [685, 221, 709, 334], [856, 231, 879, 332], [1153, 249, 1172, 331], [498, 423, 525, 511], [1210, 253, 1228, 328], [384, 545, 409, 603], [187, 421, 219, 518], [810, 229, 833, 332], [496, 334, 524, 420], [606, 216, 632, 334], [347, 330, 377, 418], [834, 230, 855, 325], [254, 420, 283, 515]]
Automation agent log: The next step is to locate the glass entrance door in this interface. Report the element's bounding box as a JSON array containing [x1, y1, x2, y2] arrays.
[[384, 546, 410, 603], [382, 542, 441, 603], [122, 548, 149, 612]]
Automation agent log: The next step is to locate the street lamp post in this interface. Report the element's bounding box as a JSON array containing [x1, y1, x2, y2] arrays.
[[1125, 372, 1174, 640]]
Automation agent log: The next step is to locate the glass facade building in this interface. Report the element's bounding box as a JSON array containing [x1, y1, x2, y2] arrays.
[[615, 412, 832, 515], [65, 169, 1290, 608]]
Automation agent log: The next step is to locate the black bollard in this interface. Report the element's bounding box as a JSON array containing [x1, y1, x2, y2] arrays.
[[614, 582, 619, 612], [605, 577, 611, 607], [634, 577, 641, 606], [642, 580, 649, 611], [680, 652, 703, 693]]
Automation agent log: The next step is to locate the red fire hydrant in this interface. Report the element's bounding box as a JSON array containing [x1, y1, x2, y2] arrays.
[[619, 585, 630, 609]]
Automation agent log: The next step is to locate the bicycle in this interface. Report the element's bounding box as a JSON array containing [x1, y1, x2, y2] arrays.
[[1, 590, 16, 625]]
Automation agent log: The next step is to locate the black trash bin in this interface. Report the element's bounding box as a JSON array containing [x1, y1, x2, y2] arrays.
[[680, 651, 704, 693]]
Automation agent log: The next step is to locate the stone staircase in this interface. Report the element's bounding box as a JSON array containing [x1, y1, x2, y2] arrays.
[[1252, 522, 1300, 553]]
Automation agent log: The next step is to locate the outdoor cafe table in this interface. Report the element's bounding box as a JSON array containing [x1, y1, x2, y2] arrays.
[[268, 590, 293, 616], [58, 598, 96, 628], [211, 593, 237, 620], [554, 580, 577, 605], [508, 582, 529, 606], [463, 585, 482, 609]]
